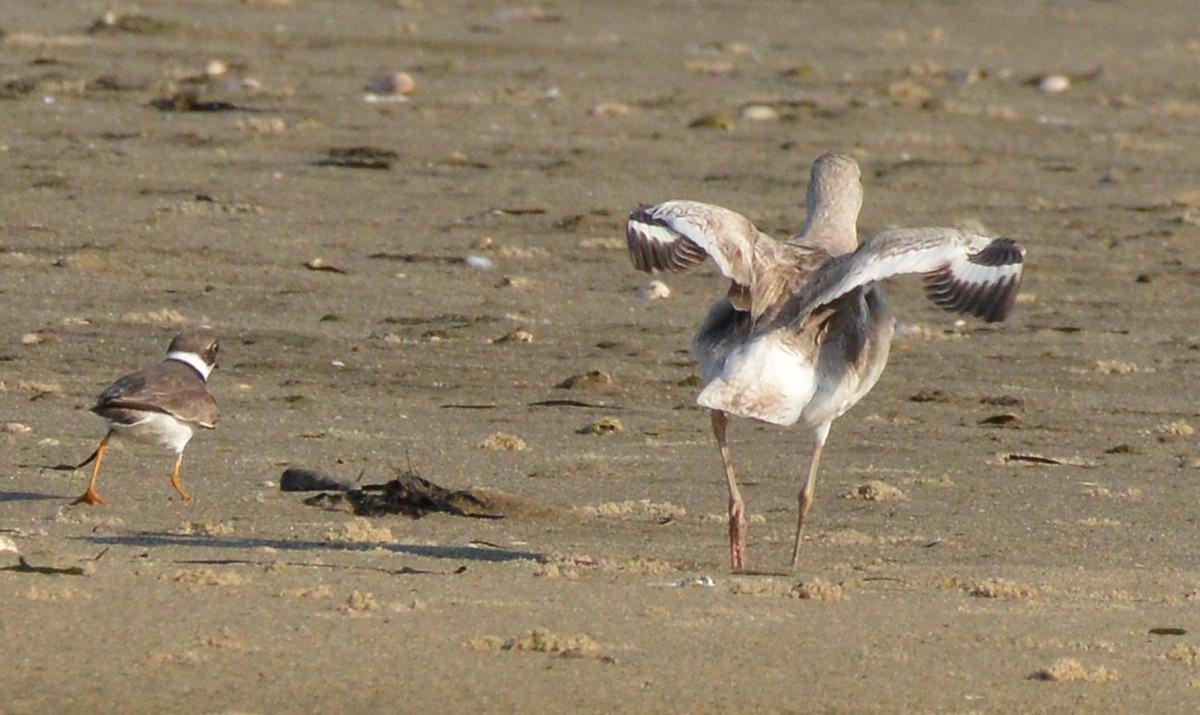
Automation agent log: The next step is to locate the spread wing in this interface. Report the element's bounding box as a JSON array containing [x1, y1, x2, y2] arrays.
[[626, 200, 760, 285], [627, 201, 827, 321], [788, 227, 1025, 324]]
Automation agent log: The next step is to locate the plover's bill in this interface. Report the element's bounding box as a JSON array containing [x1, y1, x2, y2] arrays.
[[626, 151, 1025, 571], [73, 329, 220, 505]]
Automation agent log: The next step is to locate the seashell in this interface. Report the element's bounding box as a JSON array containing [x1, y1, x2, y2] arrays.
[[636, 280, 671, 299], [740, 104, 779, 121], [464, 254, 494, 270], [1039, 74, 1070, 94], [492, 329, 533, 344], [367, 71, 415, 96], [204, 59, 228, 78], [591, 102, 631, 117]]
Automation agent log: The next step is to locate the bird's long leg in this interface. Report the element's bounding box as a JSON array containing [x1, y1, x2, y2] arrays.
[[169, 452, 192, 502], [711, 409, 746, 572], [790, 421, 832, 568], [72, 435, 111, 506]]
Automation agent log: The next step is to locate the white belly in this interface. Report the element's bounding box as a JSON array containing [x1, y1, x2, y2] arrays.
[[697, 335, 816, 426], [108, 412, 195, 454]]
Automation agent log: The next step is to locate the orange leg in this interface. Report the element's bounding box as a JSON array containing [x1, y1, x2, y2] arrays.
[[711, 410, 746, 572], [170, 452, 192, 502], [72, 438, 111, 506]]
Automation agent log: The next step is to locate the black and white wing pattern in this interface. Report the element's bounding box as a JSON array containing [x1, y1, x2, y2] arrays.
[[788, 228, 1025, 323], [626, 201, 760, 287]]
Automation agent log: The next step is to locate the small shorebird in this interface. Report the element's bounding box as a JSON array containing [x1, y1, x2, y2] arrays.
[[73, 329, 220, 505], [626, 152, 1024, 571]]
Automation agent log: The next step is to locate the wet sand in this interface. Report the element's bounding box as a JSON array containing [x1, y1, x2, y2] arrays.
[[3, 1, 1200, 713]]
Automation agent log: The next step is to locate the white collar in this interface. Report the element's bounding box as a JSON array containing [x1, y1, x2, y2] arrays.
[[165, 351, 214, 381]]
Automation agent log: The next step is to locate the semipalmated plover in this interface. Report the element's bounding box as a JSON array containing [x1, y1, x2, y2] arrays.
[[626, 151, 1024, 570], [73, 329, 220, 505]]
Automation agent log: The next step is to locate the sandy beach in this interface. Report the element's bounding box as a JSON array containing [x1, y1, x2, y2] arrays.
[[3, 1, 1200, 712]]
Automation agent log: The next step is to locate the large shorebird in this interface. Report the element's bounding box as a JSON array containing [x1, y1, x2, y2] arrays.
[[73, 329, 220, 505], [626, 152, 1024, 571]]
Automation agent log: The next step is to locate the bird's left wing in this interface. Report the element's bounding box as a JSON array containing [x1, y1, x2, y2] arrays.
[[625, 200, 760, 287]]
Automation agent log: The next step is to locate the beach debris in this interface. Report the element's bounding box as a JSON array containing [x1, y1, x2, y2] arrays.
[[89, 12, 178, 34], [1149, 627, 1188, 636], [636, 280, 671, 299], [1038, 74, 1071, 94], [577, 417, 626, 436], [289, 466, 501, 519], [556, 370, 613, 391], [998, 453, 1096, 467], [978, 412, 1021, 426], [909, 389, 950, 403], [591, 102, 631, 117], [366, 71, 415, 96], [303, 258, 346, 274], [479, 433, 528, 451], [0, 535, 18, 555], [497, 275, 531, 288], [313, 146, 398, 170], [689, 112, 735, 130], [844, 480, 905, 502], [464, 254, 494, 270], [791, 578, 845, 601], [150, 90, 242, 112], [204, 60, 228, 78], [650, 575, 715, 588], [279, 467, 357, 493], [740, 104, 779, 121], [491, 328, 533, 344], [1024, 67, 1100, 93]]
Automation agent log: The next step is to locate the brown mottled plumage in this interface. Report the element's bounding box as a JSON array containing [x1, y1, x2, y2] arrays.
[[626, 152, 1025, 571]]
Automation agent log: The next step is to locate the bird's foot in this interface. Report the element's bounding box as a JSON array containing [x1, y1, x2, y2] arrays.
[[71, 490, 108, 506]]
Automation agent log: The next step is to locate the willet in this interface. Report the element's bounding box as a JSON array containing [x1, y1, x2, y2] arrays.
[[626, 152, 1024, 570]]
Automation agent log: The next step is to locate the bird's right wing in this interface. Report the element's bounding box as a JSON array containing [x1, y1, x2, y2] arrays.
[[788, 227, 1025, 323]]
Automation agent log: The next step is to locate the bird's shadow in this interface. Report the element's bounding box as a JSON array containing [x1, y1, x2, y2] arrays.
[[73, 531, 547, 563], [0, 490, 65, 503]]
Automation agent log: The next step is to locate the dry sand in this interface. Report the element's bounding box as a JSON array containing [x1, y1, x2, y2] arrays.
[[3, 1, 1200, 713]]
